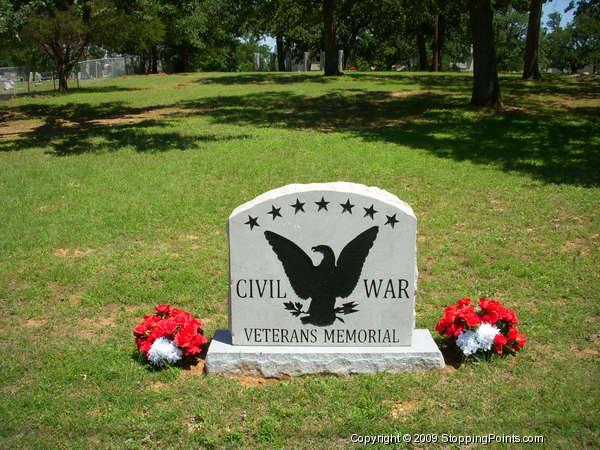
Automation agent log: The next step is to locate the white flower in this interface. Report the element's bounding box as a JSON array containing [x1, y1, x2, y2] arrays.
[[456, 330, 479, 356], [148, 337, 182, 366], [475, 322, 501, 351]]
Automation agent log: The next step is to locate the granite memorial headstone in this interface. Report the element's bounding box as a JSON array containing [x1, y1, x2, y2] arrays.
[[205, 182, 444, 376]]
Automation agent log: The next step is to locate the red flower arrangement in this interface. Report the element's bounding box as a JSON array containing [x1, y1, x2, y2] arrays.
[[134, 305, 207, 366], [436, 298, 526, 356]]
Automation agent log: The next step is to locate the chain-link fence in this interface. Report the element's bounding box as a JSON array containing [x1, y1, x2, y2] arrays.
[[77, 56, 141, 80], [0, 66, 29, 97], [1, 56, 141, 99]]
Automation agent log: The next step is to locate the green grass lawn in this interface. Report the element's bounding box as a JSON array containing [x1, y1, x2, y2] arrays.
[[1, 71, 599, 448]]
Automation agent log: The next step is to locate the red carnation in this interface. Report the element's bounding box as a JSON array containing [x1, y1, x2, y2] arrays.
[[136, 337, 153, 354], [157, 316, 179, 336], [494, 334, 507, 354], [501, 308, 519, 324], [457, 305, 482, 327], [458, 297, 471, 307], [169, 307, 186, 316], [155, 304, 171, 316], [508, 326, 527, 351], [133, 322, 149, 335], [175, 323, 205, 356]]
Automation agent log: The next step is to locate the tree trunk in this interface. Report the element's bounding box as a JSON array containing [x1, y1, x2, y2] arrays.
[[439, 16, 445, 70], [416, 29, 428, 70], [180, 46, 190, 72], [58, 68, 69, 93], [431, 14, 440, 71], [469, 0, 502, 108], [276, 34, 286, 71], [150, 46, 158, 74], [55, 59, 69, 93], [522, 0, 543, 80], [569, 61, 577, 74], [323, 0, 340, 76]]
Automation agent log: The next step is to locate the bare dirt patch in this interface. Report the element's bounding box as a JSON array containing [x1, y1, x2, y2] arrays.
[[90, 107, 187, 125], [54, 303, 134, 342], [490, 198, 507, 212], [24, 318, 47, 328], [1, 384, 22, 394], [185, 416, 203, 433], [390, 400, 418, 419], [0, 119, 42, 138], [576, 349, 599, 359], [442, 364, 458, 373], [55, 118, 78, 128], [390, 89, 452, 98], [562, 238, 594, 256], [181, 359, 205, 376], [232, 376, 278, 387], [147, 381, 169, 391], [37, 203, 61, 213], [390, 90, 422, 97], [46, 281, 79, 304], [70, 315, 116, 342], [174, 83, 196, 89], [53, 248, 95, 257]]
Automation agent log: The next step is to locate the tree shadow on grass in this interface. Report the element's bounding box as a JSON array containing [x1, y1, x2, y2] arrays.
[[1, 84, 143, 100], [196, 72, 474, 94], [197, 73, 335, 85], [182, 90, 455, 130], [1, 101, 249, 155], [69, 85, 145, 94], [176, 89, 599, 186], [3, 80, 598, 185], [501, 75, 600, 99], [197, 72, 600, 100]]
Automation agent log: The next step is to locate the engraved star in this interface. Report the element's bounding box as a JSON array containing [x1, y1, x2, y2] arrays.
[[291, 198, 305, 214], [385, 214, 399, 228], [315, 196, 329, 211], [363, 204, 378, 220], [267, 205, 282, 220], [340, 199, 355, 214], [245, 215, 259, 230]]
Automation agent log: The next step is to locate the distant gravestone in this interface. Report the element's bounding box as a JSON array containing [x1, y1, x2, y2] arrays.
[[304, 52, 310, 72], [205, 182, 444, 376], [253, 53, 261, 71]]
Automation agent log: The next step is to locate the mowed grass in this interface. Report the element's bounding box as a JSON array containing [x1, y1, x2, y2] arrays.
[[0, 71, 599, 448]]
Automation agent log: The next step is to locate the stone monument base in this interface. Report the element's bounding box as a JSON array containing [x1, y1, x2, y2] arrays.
[[205, 329, 445, 377]]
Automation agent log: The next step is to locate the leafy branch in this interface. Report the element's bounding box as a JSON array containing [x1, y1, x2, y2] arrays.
[[335, 302, 359, 323], [283, 301, 306, 317]]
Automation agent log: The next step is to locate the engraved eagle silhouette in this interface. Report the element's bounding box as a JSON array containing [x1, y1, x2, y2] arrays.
[[264, 226, 379, 326]]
